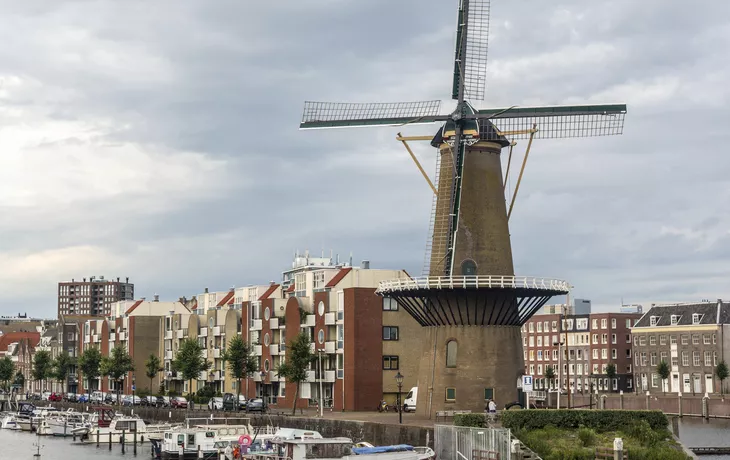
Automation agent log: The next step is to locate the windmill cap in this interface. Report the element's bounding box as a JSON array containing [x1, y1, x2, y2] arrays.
[[430, 120, 511, 148]]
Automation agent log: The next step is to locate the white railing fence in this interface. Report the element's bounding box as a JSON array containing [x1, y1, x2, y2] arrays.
[[377, 276, 570, 293], [434, 425, 512, 460]]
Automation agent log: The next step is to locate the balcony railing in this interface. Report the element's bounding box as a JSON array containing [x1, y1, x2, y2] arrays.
[[304, 315, 316, 327], [270, 318, 279, 329], [309, 343, 316, 353], [324, 341, 336, 353], [213, 326, 222, 336], [165, 350, 173, 360], [118, 332, 127, 341], [92, 334, 99, 343], [109, 333, 116, 342], [165, 330, 173, 339], [250, 319, 263, 331], [325, 312, 336, 325], [176, 329, 185, 339], [84, 334, 90, 344], [325, 370, 336, 382], [201, 349, 208, 359], [254, 345, 262, 356], [305, 370, 315, 382], [199, 328, 208, 337], [270, 344, 279, 355], [213, 348, 222, 359]]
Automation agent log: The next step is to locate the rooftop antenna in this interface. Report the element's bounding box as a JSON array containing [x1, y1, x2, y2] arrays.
[[349, 252, 353, 267]]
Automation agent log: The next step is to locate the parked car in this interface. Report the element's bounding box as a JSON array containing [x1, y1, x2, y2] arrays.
[[77, 394, 89, 403], [208, 397, 223, 410], [141, 395, 157, 406], [245, 398, 267, 413], [156, 396, 170, 407], [64, 393, 77, 402], [122, 395, 141, 406], [41, 391, 52, 401], [171, 396, 188, 409], [222, 393, 247, 411], [49, 392, 63, 402], [104, 393, 116, 405]]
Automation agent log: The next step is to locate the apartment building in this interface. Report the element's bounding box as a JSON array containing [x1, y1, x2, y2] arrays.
[[632, 300, 730, 395], [58, 276, 134, 317], [522, 302, 641, 394], [80, 298, 188, 394]]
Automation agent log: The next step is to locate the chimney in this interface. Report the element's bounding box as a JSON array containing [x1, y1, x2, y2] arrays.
[[126, 277, 129, 283], [361, 260, 370, 269], [204, 287, 209, 294], [154, 294, 159, 302], [83, 278, 86, 282], [117, 277, 120, 282]]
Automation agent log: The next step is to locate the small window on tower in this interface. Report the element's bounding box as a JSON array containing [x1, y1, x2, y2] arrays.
[[460, 259, 477, 276]]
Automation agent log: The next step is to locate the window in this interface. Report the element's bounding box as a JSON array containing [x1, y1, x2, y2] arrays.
[[446, 340, 457, 368], [648, 335, 655, 346], [670, 335, 677, 345], [537, 336, 542, 347], [601, 319, 607, 329], [612, 334, 617, 344], [577, 318, 588, 330], [682, 352, 689, 367], [551, 321, 558, 332], [529, 336, 534, 346], [692, 334, 700, 345], [317, 330, 324, 344], [601, 349, 607, 359], [650, 316, 659, 326], [704, 334, 711, 345], [693, 352, 701, 367], [611, 318, 616, 329], [671, 356, 678, 367], [626, 319, 631, 328], [659, 335, 667, 345], [670, 315, 679, 325], [651, 373, 658, 387], [593, 334, 598, 344], [650, 352, 657, 366], [529, 323, 534, 333], [537, 350, 543, 361], [705, 352, 712, 367], [529, 350, 534, 361], [383, 356, 399, 370], [446, 388, 456, 401], [681, 335, 688, 345], [612, 349, 617, 359], [537, 364, 543, 375], [592, 349, 598, 359], [382, 298, 398, 311], [640, 352, 647, 366], [715, 352, 718, 366], [382, 327, 399, 341], [484, 388, 494, 400], [692, 313, 702, 325], [660, 352, 667, 363], [313, 271, 325, 290], [592, 319, 598, 329], [713, 334, 717, 345], [639, 336, 646, 346], [634, 335, 639, 346], [537, 322, 542, 333]]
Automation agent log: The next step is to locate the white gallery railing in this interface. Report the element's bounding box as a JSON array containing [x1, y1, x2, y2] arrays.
[[377, 275, 570, 293]]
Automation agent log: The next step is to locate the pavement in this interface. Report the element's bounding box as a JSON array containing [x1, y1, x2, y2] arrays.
[[262, 407, 438, 428]]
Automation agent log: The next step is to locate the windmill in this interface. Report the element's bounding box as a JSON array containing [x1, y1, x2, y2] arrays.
[[300, 0, 626, 416]]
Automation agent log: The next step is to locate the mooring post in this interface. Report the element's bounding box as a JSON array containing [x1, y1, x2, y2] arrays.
[[613, 437, 624, 460], [121, 430, 125, 454], [64, 420, 67, 437], [179, 444, 184, 459], [96, 429, 99, 448], [134, 430, 137, 455], [198, 445, 203, 459], [619, 390, 624, 410], [678, 393, 683, 417], [109, 431, 112, 450], [645, 391, 650, 410]]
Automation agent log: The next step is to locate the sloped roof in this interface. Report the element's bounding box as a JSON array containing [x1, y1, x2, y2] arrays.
[[124, 300, 145, 315], [325, 267, 352, 288], [258, 284, 280, 301], [0, 332, 41, 352], [217, 291, 235, 307], [633, 301, 730, 328]]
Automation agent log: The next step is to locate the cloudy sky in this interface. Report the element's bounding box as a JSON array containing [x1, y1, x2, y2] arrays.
[[2, 0, 729, 317]]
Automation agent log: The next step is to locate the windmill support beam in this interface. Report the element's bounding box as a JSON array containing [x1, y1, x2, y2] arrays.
[[395, 135, 434, 142], [397, 132, 437, 195], [507, 124, 538, 221], [503, 141, 517, 191]]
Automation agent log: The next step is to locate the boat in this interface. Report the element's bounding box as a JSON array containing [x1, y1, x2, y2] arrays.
[[242, 430, 435, 460], [151, 417, 278, 459], [78, 413, 181, 444], [43, 408, 99, 437]]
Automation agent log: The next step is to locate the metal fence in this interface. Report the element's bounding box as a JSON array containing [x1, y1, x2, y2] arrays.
[[434, 425, 512, 460]]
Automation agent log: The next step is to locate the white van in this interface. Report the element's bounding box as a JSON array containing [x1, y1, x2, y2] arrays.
[[403, 387, 418, 412], [90, 391, 106, 403]]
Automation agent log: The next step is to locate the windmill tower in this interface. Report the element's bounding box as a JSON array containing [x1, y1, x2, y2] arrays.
[[300, 0, 626, 417]]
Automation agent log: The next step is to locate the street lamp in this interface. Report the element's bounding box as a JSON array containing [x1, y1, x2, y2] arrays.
[[260, 371, 266, 406], [589, 374, 597, 409], [553, 341, 565, 409], [132, 374, 136, 406], [395, 372, 404, 424], [317, 350, 325, 418]]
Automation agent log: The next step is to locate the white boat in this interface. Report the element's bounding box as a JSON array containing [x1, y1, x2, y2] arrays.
[[44, 409, 99, 437], [79, 414, 181, 444], [1, 413, 19, 429], [151, 417, 278, 459]]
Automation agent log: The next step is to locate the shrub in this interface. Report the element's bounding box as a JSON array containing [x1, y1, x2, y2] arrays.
[[502, 410, 668, 432], [454, 413, 486, 428], [576, 427, 596, 447]]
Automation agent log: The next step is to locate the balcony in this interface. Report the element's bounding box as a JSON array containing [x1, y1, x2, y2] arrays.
[[199, 328, 208, 337], [213, 348, 222, 359], [253, 372, 262, 382], [213, 326, 222, 336], [176, 329, 185, 339], [165, 350, 173, 360], [270, 318, 279, 329], [84, 334, 90, 343], [309, 343, 316, 353], [324, 370, 336, 383], [92, 334, 99, 343], [250, 319, 263, 331], [119, 332, 127, 341], [325, 312, 336, 325], [165, 330, 173, 340], [269, 370, 278, 382], [200, 349, 208, 359], [270, 344, 279, 355], [254, 344, 262, 356], [305, 370, 315, 382], [109, 332, 116, 342], [304, 315, 316, 327], [324, 341, 336, 354]]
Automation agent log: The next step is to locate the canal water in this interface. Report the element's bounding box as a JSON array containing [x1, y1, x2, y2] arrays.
[[1, 417, 730, 459]]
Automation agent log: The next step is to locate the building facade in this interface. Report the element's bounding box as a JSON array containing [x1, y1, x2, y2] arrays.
[[632, 300, 730, 395], [58, 276, 134, 317]]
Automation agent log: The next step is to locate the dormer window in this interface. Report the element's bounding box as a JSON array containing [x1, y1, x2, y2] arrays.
[[692, 314, 703, 325], [670, 315, 679, 326], [649, 316, 659, 326]]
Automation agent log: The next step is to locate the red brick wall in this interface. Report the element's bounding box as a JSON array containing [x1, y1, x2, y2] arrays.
[[344, 288, 382, 411]]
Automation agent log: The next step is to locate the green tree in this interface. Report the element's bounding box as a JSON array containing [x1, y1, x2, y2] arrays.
[[52, 351, 73, 393], [544, 365, 556, 390], [223, 336, 258, 411], [0, 356, 15, 391], [145, 354, 161, 393], [716, 360, 729, 395], [32, 350, 53, 392], [100, 345, 135, 404], [173, 338, 210, 399], [605, 363, 617, 393], [78, 347, 102, 392], [657, 360, 670, 395], [276, 332, 315, 415]]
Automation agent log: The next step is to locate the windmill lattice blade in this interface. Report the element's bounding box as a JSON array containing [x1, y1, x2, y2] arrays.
[[463, 0, 491, 101], [476, 104, 627, 140], [300, 100, 443, 129]]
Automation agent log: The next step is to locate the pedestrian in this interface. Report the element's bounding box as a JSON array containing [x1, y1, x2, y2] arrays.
[[487, 399, 497, 423]]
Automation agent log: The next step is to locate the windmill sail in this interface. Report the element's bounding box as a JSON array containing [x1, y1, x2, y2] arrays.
[[300, 100, 443, 129], [452, 0, 491, 101]]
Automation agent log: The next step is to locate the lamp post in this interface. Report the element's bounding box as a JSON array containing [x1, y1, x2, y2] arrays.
[[260, 370, 266, 406], [132, 374, 136, 406], [395, 372, 404, 424], [589, 374, 597, 410], [554, 340, 565, 409], [317, 350, 324, 418]]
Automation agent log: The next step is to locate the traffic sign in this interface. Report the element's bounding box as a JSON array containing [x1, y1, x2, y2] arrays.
[[522, 375, 533, 392], [132, 385, 136, 391]]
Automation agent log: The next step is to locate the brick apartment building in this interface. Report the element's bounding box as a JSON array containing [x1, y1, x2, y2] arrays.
[[523, 301, 642, 394], [632, 300, 730, 395], [58, 276, 134, 317]]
